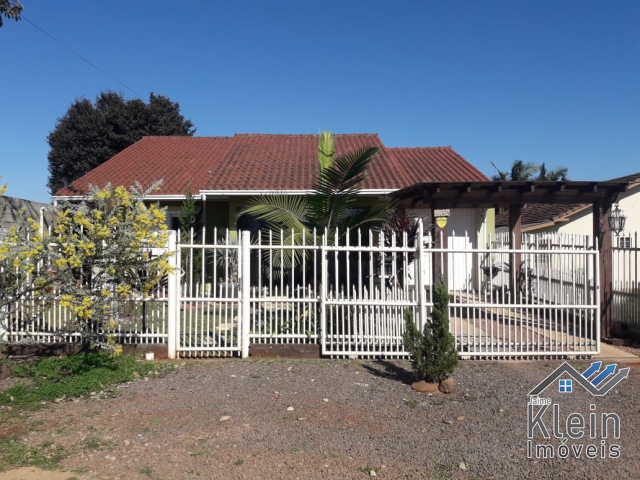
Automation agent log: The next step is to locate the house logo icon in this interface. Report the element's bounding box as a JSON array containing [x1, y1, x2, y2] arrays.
[[528, 361, 629, 397]]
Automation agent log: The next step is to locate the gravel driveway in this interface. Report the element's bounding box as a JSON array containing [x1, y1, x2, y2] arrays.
[[4, 358, 640, 479]]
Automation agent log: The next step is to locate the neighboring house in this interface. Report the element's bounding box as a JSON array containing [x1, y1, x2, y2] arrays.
[[0, 195, 53, 234], [495, 173, 640, 240], [52, 134, 493, 287]]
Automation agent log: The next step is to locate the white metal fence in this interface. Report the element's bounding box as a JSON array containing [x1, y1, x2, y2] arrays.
[[3, 225, 604, 359], [2, 286, 169, 345], [169, 224, 600, 358], [613, 231, 640, 330]]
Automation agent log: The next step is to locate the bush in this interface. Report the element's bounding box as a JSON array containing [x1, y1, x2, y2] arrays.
[[403, 280, 458, 382]]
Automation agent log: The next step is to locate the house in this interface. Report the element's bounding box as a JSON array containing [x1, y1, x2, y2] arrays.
[[52, 134, 493, 287], [0, 195, 53, 234], [495, 173, 640, 238]]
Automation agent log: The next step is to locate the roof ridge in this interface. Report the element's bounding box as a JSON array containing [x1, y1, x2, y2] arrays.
[[232, 133, 381, 137], [387, 146, 452, 150], [140, 135, 234, 140]]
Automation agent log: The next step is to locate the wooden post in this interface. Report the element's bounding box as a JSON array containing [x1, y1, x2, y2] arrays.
[[431, 207, 448, 287], [509, 205, 522, 300], [593, 200, 613, 339]]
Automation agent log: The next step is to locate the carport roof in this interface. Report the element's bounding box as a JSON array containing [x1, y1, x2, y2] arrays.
[[392, 180, 632, 208]]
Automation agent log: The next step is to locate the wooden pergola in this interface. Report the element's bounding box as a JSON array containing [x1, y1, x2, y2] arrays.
[[392, 180, 632, 339]]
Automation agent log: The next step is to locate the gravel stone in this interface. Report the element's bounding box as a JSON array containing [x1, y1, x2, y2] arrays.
[[6, 358, 640, 479]]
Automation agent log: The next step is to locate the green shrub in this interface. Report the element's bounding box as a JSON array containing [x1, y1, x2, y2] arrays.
[[403, 280, 458, 382]]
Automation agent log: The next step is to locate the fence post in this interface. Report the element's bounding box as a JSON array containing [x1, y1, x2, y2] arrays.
[[167, 230, 178, 360], [241, 230, 251, 359], [320, 231, 327, 355], [416, 220, 427, 331]]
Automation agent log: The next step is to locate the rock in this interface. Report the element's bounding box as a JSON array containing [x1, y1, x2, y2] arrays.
[[459, 462, 467, 470], [219, 416, 231, 422], [457, 416, 465, 421], [439, 377, 455, 394], [411, 380, 440, 394]]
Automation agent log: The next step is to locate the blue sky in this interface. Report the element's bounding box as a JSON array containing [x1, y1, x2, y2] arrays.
[[1, 1, 639, 203]]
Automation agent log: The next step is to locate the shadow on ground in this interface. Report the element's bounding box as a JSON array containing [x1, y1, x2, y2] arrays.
[[361, 360, 414, 384]]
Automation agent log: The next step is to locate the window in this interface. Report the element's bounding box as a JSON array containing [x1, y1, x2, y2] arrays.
[[559, 379, 572, 393], [617, 237, 631, 249]]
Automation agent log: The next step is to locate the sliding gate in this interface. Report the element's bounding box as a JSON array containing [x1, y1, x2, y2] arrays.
[[167, 225, 600, 359]]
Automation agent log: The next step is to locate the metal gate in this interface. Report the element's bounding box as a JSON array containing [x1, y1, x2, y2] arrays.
[[166, 225, 600, 359], [169, 229, 245, 357]]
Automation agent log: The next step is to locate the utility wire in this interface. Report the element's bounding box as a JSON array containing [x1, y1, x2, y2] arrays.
[[23, 16, 146, 100], [22, 16, 211, 135]]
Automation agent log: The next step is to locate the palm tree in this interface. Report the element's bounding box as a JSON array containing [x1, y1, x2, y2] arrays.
[[537, 162, 569, 181], [241, 131, 395, 240], [491, 160, 540, 181], [239, 132, 396, 268]]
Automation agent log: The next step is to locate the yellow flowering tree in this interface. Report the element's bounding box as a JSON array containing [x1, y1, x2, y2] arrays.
[[1, 179, 58, 347], [51, 181, 172, 350], [0, 179, 172, 351], [1, 180, 56, 333]]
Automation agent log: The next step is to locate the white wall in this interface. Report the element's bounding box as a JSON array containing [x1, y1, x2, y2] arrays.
[[406, 207, 489, 291]]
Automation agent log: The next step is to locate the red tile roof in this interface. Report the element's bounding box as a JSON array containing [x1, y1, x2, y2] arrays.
[[53, 134, 489, 197], [495, 203, 587, 228], [495, 172, 640, 228]]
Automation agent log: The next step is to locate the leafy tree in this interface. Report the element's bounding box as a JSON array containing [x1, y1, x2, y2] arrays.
[[0, 0, 22, 27], [47, 91, 195, 194], [0, 180, 172, 351], [403, 280, 458, 383]]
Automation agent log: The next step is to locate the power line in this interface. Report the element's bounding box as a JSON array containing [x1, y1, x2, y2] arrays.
[[23, 16, 146, 100], [22, 16, 211, 136]]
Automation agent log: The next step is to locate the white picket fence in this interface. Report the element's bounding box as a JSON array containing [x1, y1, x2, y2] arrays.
[[2, 224, 605, 359]]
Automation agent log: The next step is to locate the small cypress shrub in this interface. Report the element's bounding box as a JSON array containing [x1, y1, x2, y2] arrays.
[[403, 280, 458, 382]]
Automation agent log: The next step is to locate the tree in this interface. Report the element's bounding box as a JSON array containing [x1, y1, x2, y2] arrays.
[[1, 180, 172, 351], [536, 162, 568, 181], [403, 280, 458, 383], [0, 0, 22, 27], [47, 91, 195, 194], [240, 131, 396, 244], [490, 160, 569, 181], [490, 160, 539, 181]]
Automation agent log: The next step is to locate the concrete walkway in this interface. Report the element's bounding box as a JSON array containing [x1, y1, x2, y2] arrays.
[[594, 342, 638, 361]]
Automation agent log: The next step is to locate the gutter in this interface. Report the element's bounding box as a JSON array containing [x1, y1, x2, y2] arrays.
[[54, 188, 398, 202]]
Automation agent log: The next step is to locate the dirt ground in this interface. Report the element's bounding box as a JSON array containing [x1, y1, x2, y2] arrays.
[[2, 355, 640, 479]]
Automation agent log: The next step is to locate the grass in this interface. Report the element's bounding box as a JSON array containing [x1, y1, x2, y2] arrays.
[[0, 437, 66, 471], [139, 466, 154, 476], [290, 443, 307, 454], [0, 352, 176, 409], [430, 459, 454, 479]]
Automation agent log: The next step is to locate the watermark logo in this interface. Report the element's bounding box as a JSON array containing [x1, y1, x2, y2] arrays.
[[528, 361, 629, 397], [526, 361, 629, 460]]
